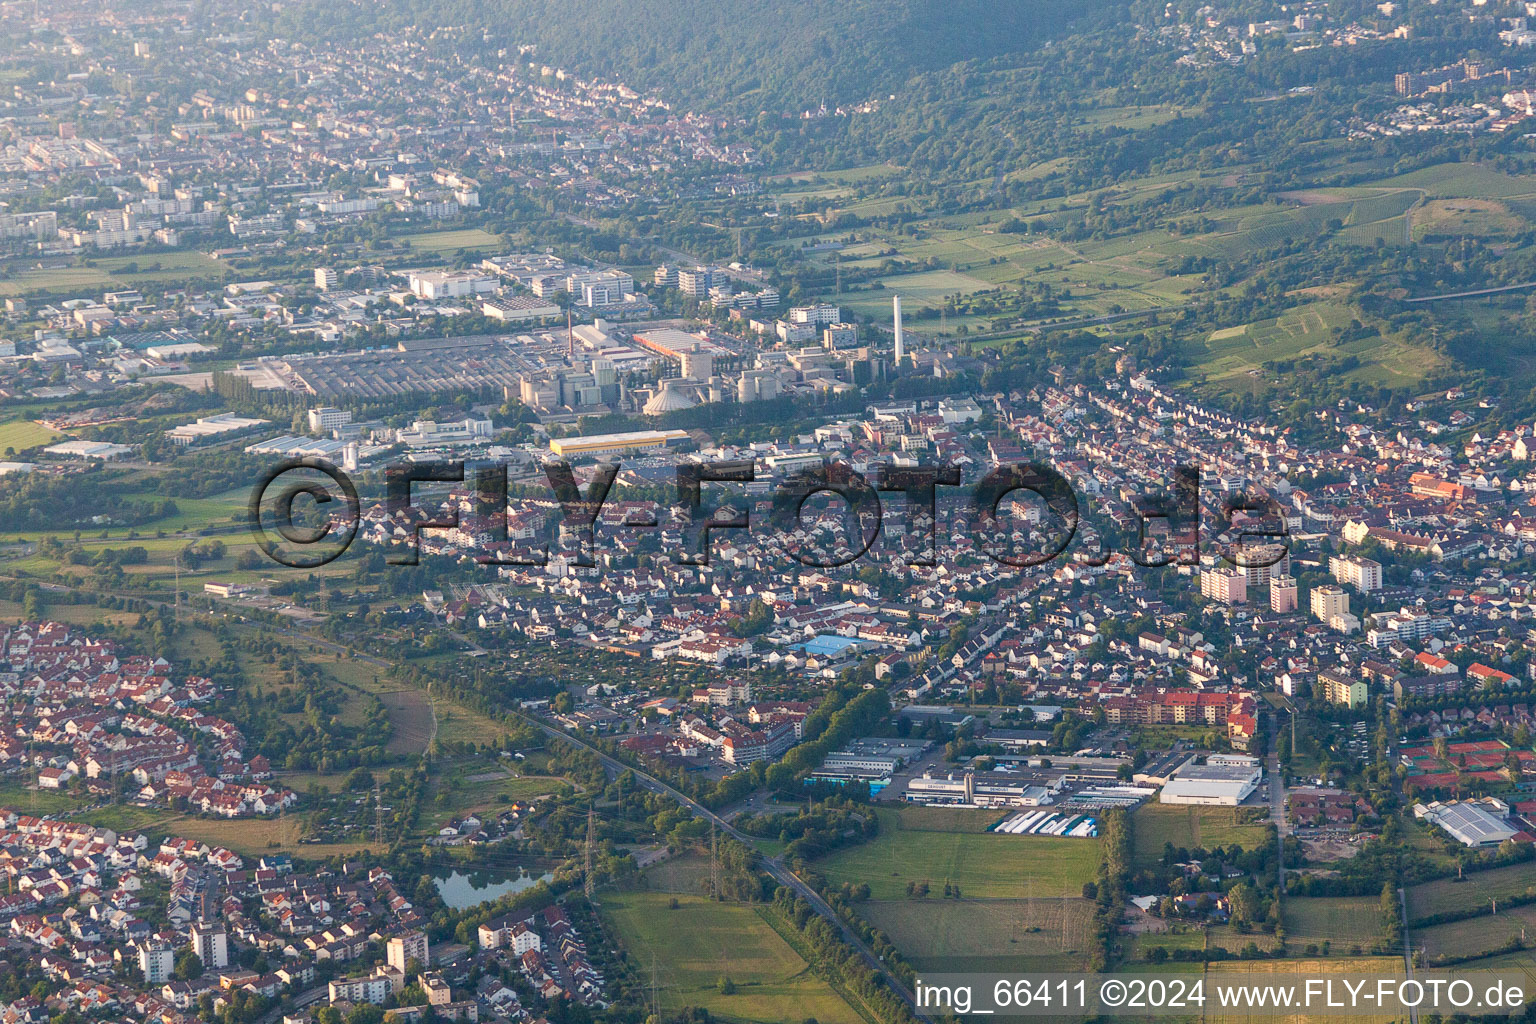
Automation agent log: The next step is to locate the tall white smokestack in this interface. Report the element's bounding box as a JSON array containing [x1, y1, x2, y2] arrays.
[[892, 294, 904, 366]]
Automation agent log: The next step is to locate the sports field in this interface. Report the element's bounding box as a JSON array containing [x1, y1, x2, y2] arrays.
[[813, 806, 1100, 900], [1400, 738, 1525, 789], [400, 227, 503, 253], [601, 891, 864, 1024]]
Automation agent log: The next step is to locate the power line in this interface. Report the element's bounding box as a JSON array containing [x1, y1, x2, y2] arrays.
[[583, 806, 596, 901], [712, 821, 720, 897]]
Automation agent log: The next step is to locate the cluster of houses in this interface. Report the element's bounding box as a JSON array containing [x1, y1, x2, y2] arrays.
[[0, 622, 296, 818], [478, 905, 603, 1007], [0, 801, 591, 1024]]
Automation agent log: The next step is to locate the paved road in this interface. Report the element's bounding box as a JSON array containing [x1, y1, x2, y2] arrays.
[[1399, 887, 1420, 1024], [561, 213, 765, 286], [1404, 280, 1536, 303], [14, 558, 920, 1014], [1267, 717, 1286, 889], [256, 983, 327, 1024], [956, 305, 1184, 345], [519, 713, 933, 1023]]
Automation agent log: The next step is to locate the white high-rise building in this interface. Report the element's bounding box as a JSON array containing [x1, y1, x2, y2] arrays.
[[139, 943, 174, 984], [314, 267, 338, 291], [388, 931, 430, 974], [193, 924, 229, 970], [307, 406, 353, 433], [1330, 554, 1383, 593]]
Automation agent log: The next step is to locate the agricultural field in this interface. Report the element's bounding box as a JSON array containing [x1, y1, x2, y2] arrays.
[[1412, 198, 1526, 241], [776, 157, 1536, 371], [1205, 957, 1405, 1024], [638, 851, 711, 894], [1449, 949, 1536, 993], [1407, 862, 1536, 922], [106, 810, 379, 859], [1281, 896, 1388, 951], [0, 420, 61, 453], [1374, 161, 1536, 201], [0, 251, 227, 297], [1415, 902, 1536, 962], [0, 779, 90, 816], [600, 890, 865, 1024], [1072, 104, 1192, 131], [0, 486, 248, 547], [0, 599, 141, 627], [837, 268, 994, 318], [1131, 803, 1270, 870], [858, 897, 1096, 973], [323, 659, 441, 755], [813, 806, 1100, 900], [1107, 959, 1205, 1024], [1190, 298, 1440, 399], [1203, 926, 1283, 955], [1123, 927, 1207, 961], [419, 766, 571, 834], [1201, 300, 1351, 370]]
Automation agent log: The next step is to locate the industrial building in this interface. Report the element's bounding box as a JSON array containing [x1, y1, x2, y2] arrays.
[[984, 728, 1053, 751], [804, 766, 892, 795], [904, 768, 1060, 808], [1417, 798, 1519, 847], [547, 429, 689, 458], [819, 738, 930, 775], [166, 413, 270, 447], [1134, 750, 1196, 786], [1158, 756, 1262, 806], [44, 440, 135, 460]]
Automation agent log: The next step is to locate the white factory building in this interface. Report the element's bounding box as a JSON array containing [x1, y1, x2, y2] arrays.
[[1416, 798, 1519, 847], [1158, 755, 1263, 806]]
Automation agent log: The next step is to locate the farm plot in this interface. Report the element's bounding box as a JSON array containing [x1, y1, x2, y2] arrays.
[[1416, 902, 1536, 962], [1206, 958, 1405, 1024], [1131, 802, 1270, 869], [1281, 896, 1388, 950], [601, 891, 864, 1024], [1407, 862, 1536, 922], [813, 807, 1100, 900], [0, 420, 61, 452], [858, 897, 1096, 973]]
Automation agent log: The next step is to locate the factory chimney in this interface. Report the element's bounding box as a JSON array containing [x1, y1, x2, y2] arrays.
[[892, 294, 905, 366]]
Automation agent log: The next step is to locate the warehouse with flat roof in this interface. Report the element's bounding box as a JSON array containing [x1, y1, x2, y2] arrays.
[[1159, 760, 1262, 806], [1418, 799, 1518, 847], [548, 429, 690, 458]]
